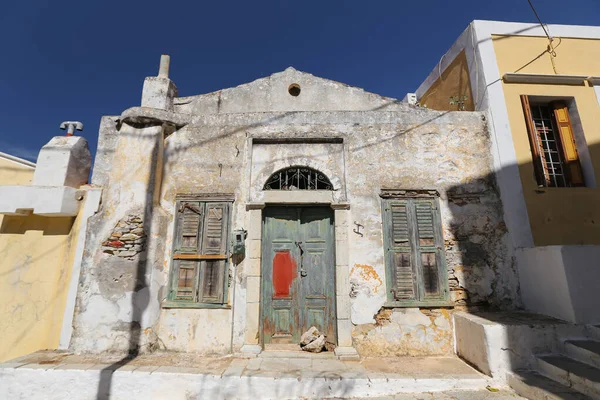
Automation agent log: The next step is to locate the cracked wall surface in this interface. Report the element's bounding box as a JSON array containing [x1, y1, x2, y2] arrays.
[[70, 68, 520, 356]]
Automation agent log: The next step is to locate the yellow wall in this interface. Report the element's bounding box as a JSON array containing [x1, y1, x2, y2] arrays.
[[0, 157, 81, 362], [493, 35, 600, 245], [0, 157, 34, 185], [419, 50, 475, 111]]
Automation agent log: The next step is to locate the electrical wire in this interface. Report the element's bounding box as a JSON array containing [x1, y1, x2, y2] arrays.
[[527, 0, 552, 41], [526, 0, 559, 73]]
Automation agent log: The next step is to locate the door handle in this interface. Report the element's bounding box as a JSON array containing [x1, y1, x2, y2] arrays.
[[295, 242, 307, 277]]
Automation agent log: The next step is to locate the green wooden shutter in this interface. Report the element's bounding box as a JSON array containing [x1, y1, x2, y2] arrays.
[[198, 202, 230, 303], [413, 199, 445, 300], [170, 201, 203, 302], [383, 195, 448, 305], [172, 260, 200, 302], [175, 201, 203, 253], [387, 201, 417, 301]]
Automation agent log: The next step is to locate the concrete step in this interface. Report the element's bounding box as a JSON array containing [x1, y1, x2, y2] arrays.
[[537, 354, 600, 399], [508, 370, 592, 400], [566, 340, 600, 369], [588, 326, 600, 342]]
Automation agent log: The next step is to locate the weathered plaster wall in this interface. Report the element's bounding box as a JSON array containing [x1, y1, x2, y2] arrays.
[[353, 308, 453, 356], [174, 67, 406, 115], [72, 69, 519, 357], [158, 109, 517, 356], [70, 122, 169, 354]]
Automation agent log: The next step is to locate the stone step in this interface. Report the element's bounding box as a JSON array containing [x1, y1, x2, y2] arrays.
[[566, 340, 600, 369], [258, 350, 336, 359], [508, 370, 592, 400], [537, 354, 600, 399]]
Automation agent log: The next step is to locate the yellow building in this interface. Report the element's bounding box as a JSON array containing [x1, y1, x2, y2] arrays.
[[416, 20, 600, 324], [0, 147, 100, 362]]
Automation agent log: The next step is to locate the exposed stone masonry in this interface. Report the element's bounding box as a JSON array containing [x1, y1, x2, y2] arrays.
[[102, 215, 145, 260]]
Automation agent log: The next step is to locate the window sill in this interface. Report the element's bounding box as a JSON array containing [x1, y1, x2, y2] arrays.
[[162, 301, 232, 310], [534, 186, 591, 193], [384, 300, 454, 308]]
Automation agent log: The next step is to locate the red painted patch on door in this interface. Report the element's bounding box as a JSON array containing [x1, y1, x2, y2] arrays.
[[272, 251, 296, 298]]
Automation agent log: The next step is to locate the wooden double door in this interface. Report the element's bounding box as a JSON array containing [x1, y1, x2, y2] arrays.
[[261, 206, 336, 345]]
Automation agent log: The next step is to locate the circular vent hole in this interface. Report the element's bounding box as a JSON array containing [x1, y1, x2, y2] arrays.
[[288, 83, 301, 96]]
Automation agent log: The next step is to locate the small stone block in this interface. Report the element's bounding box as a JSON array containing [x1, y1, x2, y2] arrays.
[[240, 344, 262, 356], [117, 250, 137, 257], [334, 346, 360, 361], [120, 233, 140, 241], [54, 363, 95, 370]]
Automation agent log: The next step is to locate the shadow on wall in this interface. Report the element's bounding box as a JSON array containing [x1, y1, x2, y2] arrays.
[[451, 138, 600, 395], [0, 215, 74, 236], [94, 121, 163, 400]]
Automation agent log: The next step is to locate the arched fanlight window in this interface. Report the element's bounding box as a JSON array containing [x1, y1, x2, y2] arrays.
[[263, 166, 333, 190]]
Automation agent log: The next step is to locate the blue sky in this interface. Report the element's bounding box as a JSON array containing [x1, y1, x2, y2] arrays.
[[0, 0, 598, 162]]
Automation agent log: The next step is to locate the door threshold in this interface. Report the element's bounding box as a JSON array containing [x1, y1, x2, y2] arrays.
[[260, 346, 337, 359]]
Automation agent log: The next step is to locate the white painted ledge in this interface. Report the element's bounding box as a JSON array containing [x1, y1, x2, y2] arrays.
[[0, 186, 81, 216]]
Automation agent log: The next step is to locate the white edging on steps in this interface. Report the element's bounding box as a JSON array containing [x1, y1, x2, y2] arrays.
[[537, 355, 600, 399], [565, 340, 600, 370], [508, 370, 592, 400], [0, 364, 490, 400]]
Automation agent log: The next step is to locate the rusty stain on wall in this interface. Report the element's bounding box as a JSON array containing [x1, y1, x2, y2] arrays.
[[350, 264, 383, 294]]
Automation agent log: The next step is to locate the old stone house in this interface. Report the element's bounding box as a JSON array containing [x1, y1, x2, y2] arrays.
[[64, 56, 519, 360]]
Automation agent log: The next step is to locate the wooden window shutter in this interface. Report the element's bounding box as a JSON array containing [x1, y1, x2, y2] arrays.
[[172, 260, 200, 301], [521, 95, 548, 186], [387, 202, 417, 301], [175, 201, 203, 253], [413, 200, 443, 299], [198, 202, 230, 303], [552, 102, 584, 186]]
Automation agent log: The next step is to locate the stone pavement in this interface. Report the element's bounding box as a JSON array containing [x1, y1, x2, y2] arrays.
[[0, 351, 523, 399]]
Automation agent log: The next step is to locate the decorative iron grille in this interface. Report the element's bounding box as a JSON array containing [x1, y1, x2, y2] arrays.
[[263, 167, 333, 190]]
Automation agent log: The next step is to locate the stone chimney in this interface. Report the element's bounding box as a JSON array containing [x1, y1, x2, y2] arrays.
[[141, 54, 178, 111]]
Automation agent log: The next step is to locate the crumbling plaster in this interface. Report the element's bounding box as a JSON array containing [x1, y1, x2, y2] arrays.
[[70, 68, 520, 356]]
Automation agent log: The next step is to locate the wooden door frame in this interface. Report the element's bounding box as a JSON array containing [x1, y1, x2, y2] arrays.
[[240, 197, 356, 356]]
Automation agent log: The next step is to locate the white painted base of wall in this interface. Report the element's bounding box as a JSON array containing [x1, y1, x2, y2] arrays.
[[0, 365, 490, 400], [517, 245, 600, 324]]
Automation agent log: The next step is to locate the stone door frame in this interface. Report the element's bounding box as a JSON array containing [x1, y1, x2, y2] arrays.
[[240, 191, 358, 359]]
